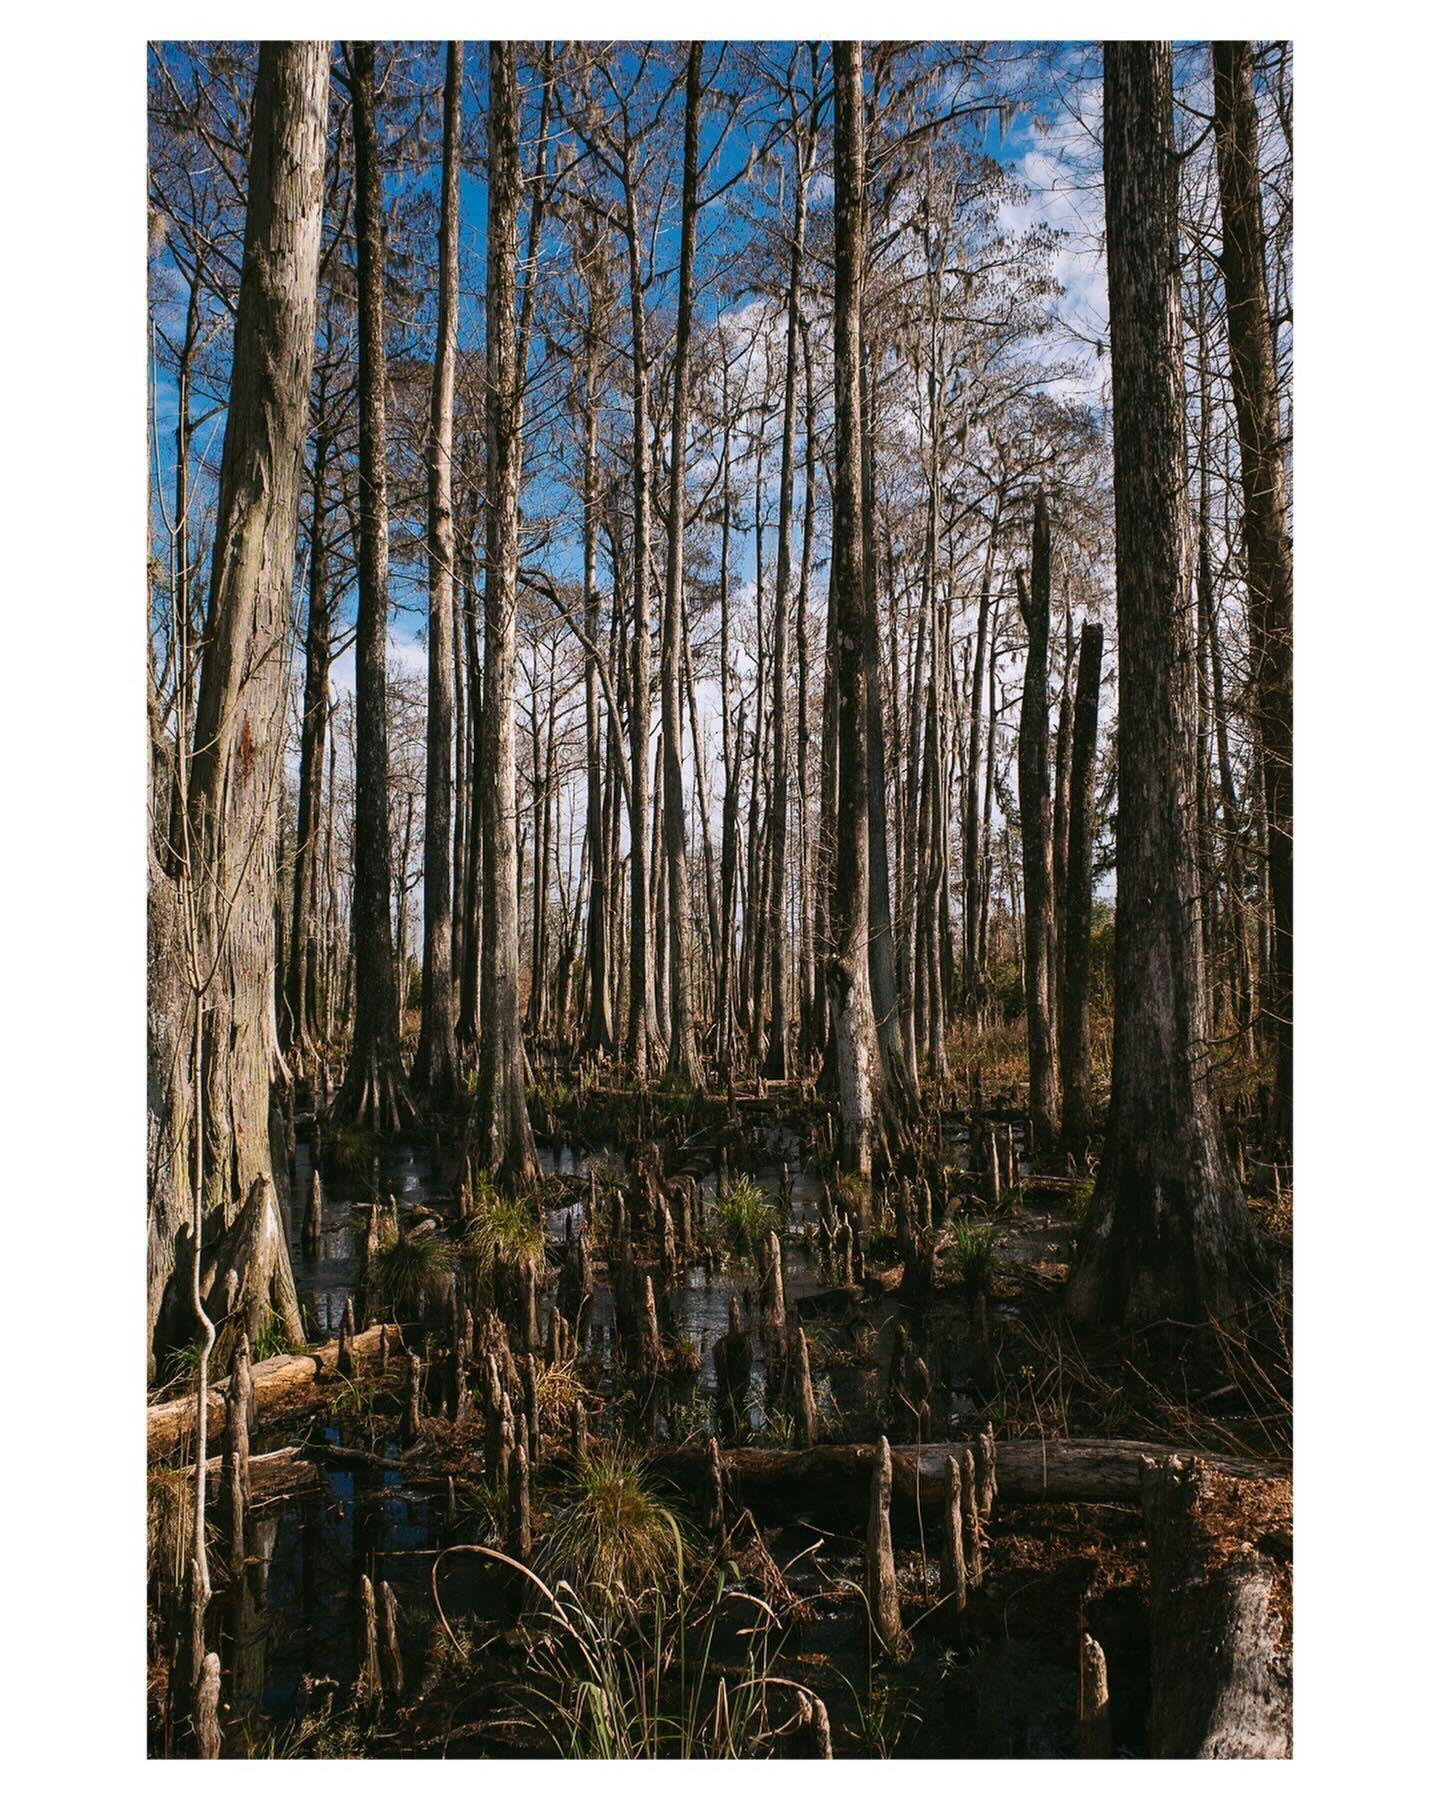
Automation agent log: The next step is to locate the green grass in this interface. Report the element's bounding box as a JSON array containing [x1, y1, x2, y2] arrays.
[[505, 1554, 788, 1758], [368, 1228, 458, 1315], [1067, 1177, 1096, 1224], [162, 1339, 203, 1385], [714, 1174, 780, 1254], [322, 1122, 375, 1178], [948, 1215, 1000, 1291], [252, 1304, 292, 1361], [539, 1444, 684, 1604], [463, 1188, 544, 1275], [666, 1334, 702, 1382]]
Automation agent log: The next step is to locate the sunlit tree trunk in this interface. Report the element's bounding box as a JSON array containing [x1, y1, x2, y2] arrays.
[[413, 40, 462, 1101], [337, 40, 412, 1130], [1068, 41, 1263, 1327], [660, 42, 704, 1085], [826, 40, 885, 1174], [474, 40, 538, 1184], [1060, 621, 1103, 1151]]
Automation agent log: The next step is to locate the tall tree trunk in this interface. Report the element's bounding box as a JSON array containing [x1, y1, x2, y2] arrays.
[[286, 415, 332, 1062], [475, 40, 538, 1184], [1052, 605, 1075, 1005], [763, 86, 814, 1080], [796, 325, 820, 1060], [338, 41, 412, 1131], [622, 142, 659, 1078], [1068, 41, 1264, 1328], [413, 40, 462, 1101], [1017, 491, 1061, 1150], [178, 37, 329, 1228], [1213, 39, 1293, 1156], [716, 384, 739, 1073], [859, 347, 913, 1111], [826, 40, 886, 1176], [1060, 621, 1103, 1151], [660, 42, 704, 1085], [581, 297, 615, 1055], [962, 489, 1003, 1017]]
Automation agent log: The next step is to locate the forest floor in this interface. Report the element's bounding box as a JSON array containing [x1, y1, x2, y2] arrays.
[[146, 1039, 1292, 1759]]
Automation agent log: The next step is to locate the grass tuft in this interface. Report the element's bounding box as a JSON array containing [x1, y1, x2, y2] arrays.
[[368, 1228, 458, 1315], [714, 1174, 780, 1254], [540, 1443, 683, 1603], [463, 1189, 543, 1275], [948, 1214, 1000, 1291]]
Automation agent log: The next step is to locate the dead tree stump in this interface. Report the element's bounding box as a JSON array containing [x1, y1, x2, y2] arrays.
[[355, 1574, 382, 1708], [865, 1436, 911, 1660], [338, 1296, 356, 1378], [195, 1651, 222, 1759], [379, 1580, 405, 1700], [1140, 1455, 1292, 1758], [960, 1447, 983, 1585], [1076, 1632, 1112, 1757], [762, 1229, 787, 1335], [508, 1435, 532, 1563], [303, 1170, 323, 1255], [941, 1454, 968, 1618], [790, 1326, 818, 1449], [405, 1351, 423, 1444]]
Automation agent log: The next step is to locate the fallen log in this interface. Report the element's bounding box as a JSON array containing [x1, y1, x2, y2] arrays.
[[147, 1324, 394, 1461], [652, 1437, 1281, 1511], [167, 1444, 324, 1504], [1141, 1455, 1292, 1758]]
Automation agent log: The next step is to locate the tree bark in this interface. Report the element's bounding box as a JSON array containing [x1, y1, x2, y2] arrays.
[[763, 75, 815, 1080], [1067, 42, 1264, 1328], [1212, 40, 1293, 1156], [1017, 492, 1060, 1149], [337, 40, 412, 1131], [1060, 622, 1103, 1150], [150, 41, 329, 1381], [1141, 1455, 1292, 1758], [412, 41, 463, 1101], [962, 493, 1003, 1017], [474, 41, 538, 1184], [826, 41, 886, 1176], [659, 42, 704, 1086]]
